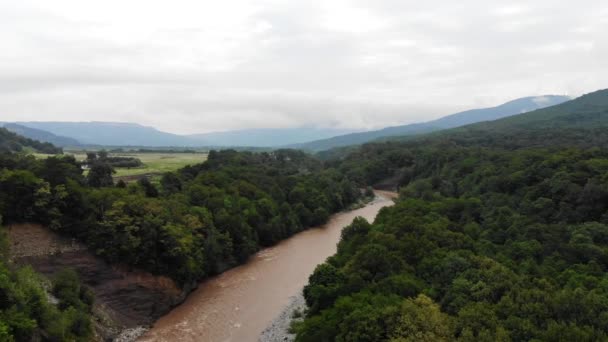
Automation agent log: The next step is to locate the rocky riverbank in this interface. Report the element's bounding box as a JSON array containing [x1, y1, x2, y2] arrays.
[[259, 291, 307, 342]]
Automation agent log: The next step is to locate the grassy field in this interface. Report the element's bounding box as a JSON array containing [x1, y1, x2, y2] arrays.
[[33, 151, 207, 179]]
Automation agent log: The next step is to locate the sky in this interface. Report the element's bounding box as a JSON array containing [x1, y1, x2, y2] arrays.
[[0, 1, 607, 134]]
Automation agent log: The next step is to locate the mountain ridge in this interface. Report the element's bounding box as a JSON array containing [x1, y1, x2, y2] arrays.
[[291, 95, 570, 151], [9, 121, 356, 147]]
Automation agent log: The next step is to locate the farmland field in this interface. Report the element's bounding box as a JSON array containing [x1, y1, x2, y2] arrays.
[[33, 151, 207, 179]]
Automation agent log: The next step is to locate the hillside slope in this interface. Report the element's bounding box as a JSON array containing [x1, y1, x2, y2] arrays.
[[408, 88, 608, 149], [0, 127, 62, 153], [466, 89, 608, 130], [296, 89, 608, 342], [292, 95, 569, 151], [2, 123, 81, 147]]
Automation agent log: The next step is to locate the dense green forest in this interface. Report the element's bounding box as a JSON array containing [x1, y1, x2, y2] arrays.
[[295, 90, 608, 341], [2, 89, 608, 341], [0, 146, 360, 339], [84, 150, 143, 168], [0, 149, 361, 283]]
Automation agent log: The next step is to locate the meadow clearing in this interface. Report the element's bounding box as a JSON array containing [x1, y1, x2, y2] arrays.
[[34, 151, 208, 179]]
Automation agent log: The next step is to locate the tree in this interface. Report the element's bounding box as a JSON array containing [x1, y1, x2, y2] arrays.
[[97, 150, 108, 160], [87, 163, 115, 187], [138, 177, 159, 197], [160, 172, 182, 194], [390, 295, 454, 342], [85, 152, 97, 162]]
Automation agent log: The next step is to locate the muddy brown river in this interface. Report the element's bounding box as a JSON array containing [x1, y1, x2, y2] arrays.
[[139, 191, 396, 342]]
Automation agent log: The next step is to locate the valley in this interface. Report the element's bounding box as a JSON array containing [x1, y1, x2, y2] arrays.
[[139, 191, 396, 342], [1, 89, 608, 341], [1, 3, 606, 341]]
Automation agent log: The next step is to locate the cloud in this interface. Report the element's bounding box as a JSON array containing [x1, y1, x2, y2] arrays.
[[0, 0, 606, 134]]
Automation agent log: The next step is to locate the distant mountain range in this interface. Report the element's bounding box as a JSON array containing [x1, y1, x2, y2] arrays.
[[4, 122, 355, 148], [2, 94, 570, 149], [7, 121, 191, 147], [290, 95, 570, 151], [186, 127, 357, 147]]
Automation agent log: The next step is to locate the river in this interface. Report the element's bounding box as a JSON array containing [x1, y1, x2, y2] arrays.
[[138, 190, 397, 342]]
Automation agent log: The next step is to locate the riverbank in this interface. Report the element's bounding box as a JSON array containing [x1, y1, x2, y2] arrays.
[[259, 191, 398, 342], [6, 223, 189, 341], [139, 191, 396, 342], [259, 291, 306, 342]]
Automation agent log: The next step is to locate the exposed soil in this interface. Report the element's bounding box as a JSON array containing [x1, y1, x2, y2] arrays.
[[7, 223, 190, 341]]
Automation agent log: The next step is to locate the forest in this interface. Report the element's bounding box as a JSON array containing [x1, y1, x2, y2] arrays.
[[0, 147, 360, 340], [294, 91, 608, 341], [1, 89, 608, 340], [297, 145, 608, 341], [0, 149, 361, 282]]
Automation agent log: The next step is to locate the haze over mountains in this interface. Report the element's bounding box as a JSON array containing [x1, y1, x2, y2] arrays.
[[388, 88, 608, 149], [3, 95, 569, 149], [291, 95, 570, 151], [2, 122, 355, 148]]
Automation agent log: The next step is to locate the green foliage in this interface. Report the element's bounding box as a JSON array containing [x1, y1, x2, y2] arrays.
[[85, 150, 143, 168], [390, 294, 454, 342], [299, 130, 608, 340], [0, 148, 361, 284], [87, 162, 115, 187], [0, 225, 92, 341]]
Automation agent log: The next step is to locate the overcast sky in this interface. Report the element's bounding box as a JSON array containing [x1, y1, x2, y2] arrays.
[[0, 1, 606, 134]]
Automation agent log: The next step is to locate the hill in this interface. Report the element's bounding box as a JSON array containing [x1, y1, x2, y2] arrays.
[[295, 89, 608, 341], [0, 127, 62, 153], [2, 123, 81, 147], [464, 88, 608, 131], [292, 95, 570, 151], [406, 89, 608, 149]]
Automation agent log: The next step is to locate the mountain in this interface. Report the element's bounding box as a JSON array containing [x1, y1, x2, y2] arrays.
[[418, 88, 608, 149], [292, 95, 570, 151], [1, 123, 81, 147], [6, 94, 571, 148], [10, 122, 355, 147], [188, 127, 356, 147], [297, 90, 608, 342], [0, 127, 62, 153], [464, 89, 608, 131], [12, 122, 199, 147]]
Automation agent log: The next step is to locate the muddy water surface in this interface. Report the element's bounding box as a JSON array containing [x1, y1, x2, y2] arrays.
[[139, 191, 397, 342]]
